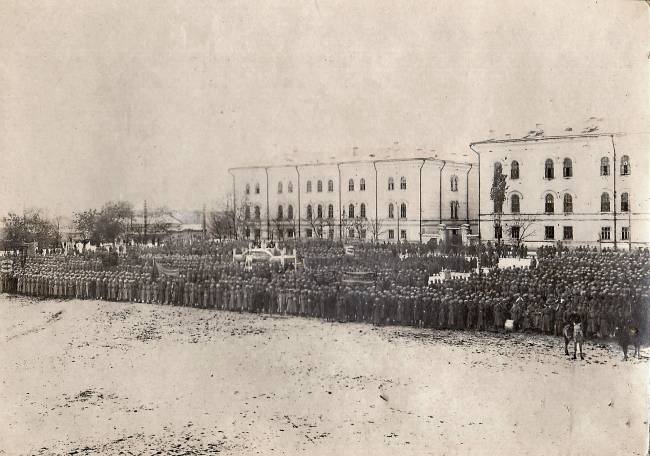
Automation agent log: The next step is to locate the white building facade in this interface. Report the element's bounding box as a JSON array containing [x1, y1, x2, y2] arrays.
[[471, 133, 650, 249], [229, 157, 479, 244]]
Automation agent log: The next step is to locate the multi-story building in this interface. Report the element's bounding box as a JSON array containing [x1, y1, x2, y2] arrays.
[[229, 157, 479, 244], [471, 133, 650, 249]]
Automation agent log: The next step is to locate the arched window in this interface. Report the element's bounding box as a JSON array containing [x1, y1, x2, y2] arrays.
[[494, 162, 502, 175], [360, 178, 366, 191], [563, 194, 573, 213], [450, 175, 458, 192], [600, 157, 610, 176], [388, 203, 394, 219], [317, 204, 323, 219], [254, 205, 260, 220], [306, 205, 313, 219], [400, 177, 407, 190], [511, 194, 520, 214], [328, 204, 334, 219], [360, 203, 366, 218], [450, 201, 459, 220], [388, 177, 395, 190], [245, 184, 251, 195], [327, 180, 334, 192], [244, 206, 251, 220], [277, 205, 283, 219], [621, 192, 629, 212], [306, 180, 312, 193], [348, 179, 354, 191], [510, 161, 519, 179], [254, 183, 260, 194], [545, 194, 554, 213], [563, 158, 572, 178], [400, 203, 407, 218], [348, 204, 355, 218], [317, 180, 323, 192], [544, 159, 554, 179], [620, 155, 630, 175], [277, 182, 283, 194], [288, 181, 293, 193], [287, 205, 294, 220], [600, 192, 610, 212]]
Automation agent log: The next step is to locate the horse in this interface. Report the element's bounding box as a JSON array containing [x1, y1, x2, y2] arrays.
[[563, 322, 584, 360], [615, 325, 641, 361]]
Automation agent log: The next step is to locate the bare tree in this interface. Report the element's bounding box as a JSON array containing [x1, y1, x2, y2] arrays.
[[489, 166, 508, 242], [369, 216, 385, 242], [503, 214, 537, 245]]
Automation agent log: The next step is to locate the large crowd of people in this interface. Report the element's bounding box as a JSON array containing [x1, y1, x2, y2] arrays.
[[0, 240, 647, 341]]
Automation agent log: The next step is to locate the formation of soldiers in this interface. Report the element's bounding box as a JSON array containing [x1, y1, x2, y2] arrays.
[[0, 241, 648, 339]]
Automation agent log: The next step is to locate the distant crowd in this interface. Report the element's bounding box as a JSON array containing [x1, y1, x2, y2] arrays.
[[0, 240, 647, 340]]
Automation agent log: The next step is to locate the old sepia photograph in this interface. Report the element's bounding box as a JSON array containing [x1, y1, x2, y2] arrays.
[[1, 1, 649, 454]]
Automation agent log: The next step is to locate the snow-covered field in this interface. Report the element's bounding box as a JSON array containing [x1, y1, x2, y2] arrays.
[[0, 295, 647, 455]]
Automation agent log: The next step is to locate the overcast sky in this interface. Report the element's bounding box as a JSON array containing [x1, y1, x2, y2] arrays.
[[1, 0, 648, 217]]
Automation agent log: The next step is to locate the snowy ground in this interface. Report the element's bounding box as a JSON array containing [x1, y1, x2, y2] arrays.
[[0, 295, 648, 455]]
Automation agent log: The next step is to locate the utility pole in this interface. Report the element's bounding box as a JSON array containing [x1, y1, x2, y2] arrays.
[[143, 200, 148, 244]]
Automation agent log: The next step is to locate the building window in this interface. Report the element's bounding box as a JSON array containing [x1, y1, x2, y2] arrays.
[[388, 177, 394, 190], [348, 228, 355, 238], [306, 228, 313, 238], [360, 229, 366, 239], [317, 180, 322, 192], [254, 206, 261, 220], [348, 204, 355, 218], [255, 183, 260, 194], [360, 203, 366, 218], [245, 184, 250, 195], [277, 205, 283, 220], [494, 162, 502, 175], [287, 229, 294, 238], [545, 194, 554, 213], [306, 180, 312, 193], [348, 179, 354, 191], [450, 201, 459, 220], [511, 194, 520, 214], [494, 225, 502, 240], [254, 229, 261, 239], [244, 206, 251, 220], [450, 175, 458, 192], [545, 226, 555, 240], [601, 226, 611, 241], [511, 226, 520, 240], [620, 155, 630, 175], [563, 158, 572, 178], [328, 228, 334, 239], [388, 229, 395, 239], [600, 157, 610, 176], [317, 227, 323, 238], [307, 205, 313, 220], [563, 226, 573, 240], [621, 192, 629, 212], [601, 192, 610, 212], [622, 226, 630, 240], [544, 159, 554, 179], [288, 181, 293, 193], [278, 182, 283, 194], [400, 176, 407, 190], [388, 203, 394, 219], [328, 204, 334, 219], [327, 180, 334, 192], [245, 227, 250, 238], [563, 194, 573, 213], [400, 230, 407, 240], [510, 161, 519, 179], [400, 203, 407, 219], [317, 204, 323, 219], [287, 204, 294, 220], [360, 178, 366, 191]]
